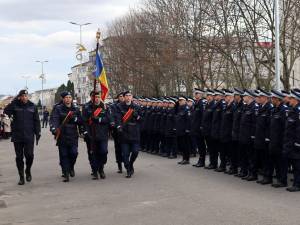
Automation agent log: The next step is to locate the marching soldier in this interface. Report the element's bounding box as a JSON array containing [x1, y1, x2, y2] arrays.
[[4, 90, 41, 185], [192, 89, 207, 168], [51, 91, 87, 182], [115, 91, 142, 178], [111, 92, 125, 173], [82, 91, 114, 180]]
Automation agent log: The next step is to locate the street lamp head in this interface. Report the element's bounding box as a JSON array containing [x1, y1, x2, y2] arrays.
[[83, 23, 92, 26], [70, 22, 78, 25]]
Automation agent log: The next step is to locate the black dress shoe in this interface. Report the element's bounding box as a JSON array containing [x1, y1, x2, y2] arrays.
[[286, 186, 300, 192], [227, 169, 238, 175], [25, 169, 32, 182], [246, 175, 258, 181], [272, 182, 287, 188], [181, 160, 190, 165], [193, 162, 204, 168], [63, 173, 69, 182], [241, 175, 250, 180], [205, 165, 217, 170], [256, 179, 263, 184], [168, 155, 177, 159], [177, 160, 184, 164], [92, 172, 99, 180], [126, 170, 132, 178], [18, 176, 25, 185], [69, 169, 75, 177], [215, 167, 226, 172], [260, 179, 272, 185]]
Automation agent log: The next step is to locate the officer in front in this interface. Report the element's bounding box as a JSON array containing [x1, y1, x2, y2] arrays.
[[4, 89, 41, 185]]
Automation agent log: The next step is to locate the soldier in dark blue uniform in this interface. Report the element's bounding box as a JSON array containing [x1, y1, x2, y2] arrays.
[[176, 97, 192, 165], [51, 92, 87, 182], [283, 90, 300, 192], [159, 99, 169, 157], [211, 90, 226, 172], [187, 97, 197, 157], [115, 91, 142, 178], [254, 89, 273, 183], [164, 99, 177, 158], [238, 90, 259, 179], [192, 89, 207, 167], [140, 98, 148, 153], [231, 88, 244, 175], [42, 108, 50, 128], [266, 90, 289, 188], [82, 91, 114, 180], [4, 90, 41, 185], [201, 89, 216, 169], [220, 89, 235, 173], [110, 92, 124, 173]]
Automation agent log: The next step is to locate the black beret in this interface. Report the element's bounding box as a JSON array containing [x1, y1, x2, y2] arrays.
[[18, 89, 28, 96], [61, 91, 72, 98]]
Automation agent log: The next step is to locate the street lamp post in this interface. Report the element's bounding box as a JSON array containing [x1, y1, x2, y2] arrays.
[[69, 22, 91, 46], [21, 75, 31, 90], [36, 60, 48, 115], [69, 21, 91, 104], [275, 0, 281, 90]]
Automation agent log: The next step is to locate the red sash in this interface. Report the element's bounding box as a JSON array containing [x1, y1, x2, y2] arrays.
[[88, 107, 103, 125], [55, 111, 74, 140], [122, 108, 134, 123]]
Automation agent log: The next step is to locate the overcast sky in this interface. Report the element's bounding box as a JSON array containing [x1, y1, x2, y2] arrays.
[[0, 0, 140, 95]]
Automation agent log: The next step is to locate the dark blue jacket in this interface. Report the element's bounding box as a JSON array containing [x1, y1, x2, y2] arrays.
[[52, 103, 85, 146], [283, 104, 300, 159], [82, 101, 114, 141], [232, 100, 244, 141], [201, 100, 215, 137], [175, 105, 191, 137], [254, 102, 273, 149], [165, 107, 177, 137], [239, 101, 259, 145], [211, 100, 226, 140], [191, 99, 206, 135], [220, 101, 235, 143], [116, 102, 142, 143], [4, 99, 41, 143], [269, 103, 288, 154]]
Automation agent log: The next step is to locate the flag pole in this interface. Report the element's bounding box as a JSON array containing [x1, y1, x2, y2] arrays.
[[90, 29, 101, 155]]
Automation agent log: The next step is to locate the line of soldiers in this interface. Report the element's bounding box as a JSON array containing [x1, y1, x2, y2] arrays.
[[134, 88, 300, 192], [5, 87, 300, 192]]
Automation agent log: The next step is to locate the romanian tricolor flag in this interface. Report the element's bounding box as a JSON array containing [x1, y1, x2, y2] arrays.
[[94, 50, 109, 101]]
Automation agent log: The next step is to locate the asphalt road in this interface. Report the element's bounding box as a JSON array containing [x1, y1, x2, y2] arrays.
[[1, 128, 300, 225]]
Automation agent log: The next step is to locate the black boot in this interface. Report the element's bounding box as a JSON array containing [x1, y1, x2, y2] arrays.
[[117, 163, 123, 174], [69, 167, 75, 177], [92, 170, 99, 180], [260, 177, 272, 185], [63, 171, 69, 182], [25, 168, 32, 182], [18, 170, 25, 185], [99, 166, 106, 179]]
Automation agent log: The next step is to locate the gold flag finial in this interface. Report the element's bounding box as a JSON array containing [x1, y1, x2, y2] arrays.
[[96, 29, 101, 42]]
